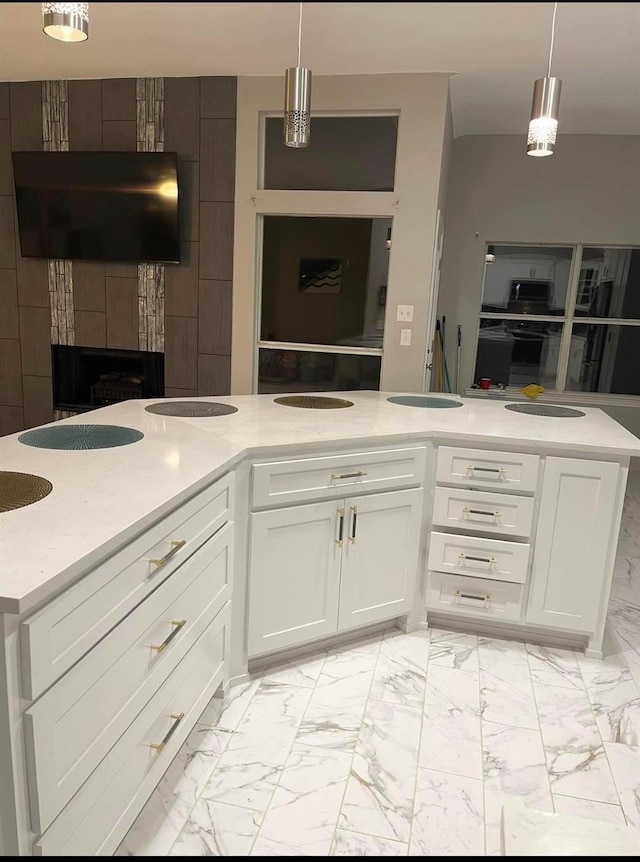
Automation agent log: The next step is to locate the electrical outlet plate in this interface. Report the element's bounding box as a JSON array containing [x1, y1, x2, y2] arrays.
[[397, 305, 414, 322]]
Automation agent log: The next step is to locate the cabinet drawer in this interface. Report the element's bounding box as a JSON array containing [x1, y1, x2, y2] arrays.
[[24, 522, 233, 834], [35, 602, 230, 857], [428, 531, 530, 584], [252, 446, 426, 508], [432, 487, 535, 538], [426, 571, 523, 622], [436, 446, 539, 493], [21, 472, 233, 700]]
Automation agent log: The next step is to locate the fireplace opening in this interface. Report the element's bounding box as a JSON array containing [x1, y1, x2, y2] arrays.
[[52, 345, 165, 412]]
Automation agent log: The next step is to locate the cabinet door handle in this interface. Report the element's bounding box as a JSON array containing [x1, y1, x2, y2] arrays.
[[149, 539, 186, 572], [458, 553, 496, 565], [336, 508, 345, 547], [463, 507, 501, 520], [330, 470, 368, 481], [147, 712, 185, 753], [349, 505, 358, 544], [455, 590, 491, 603], [148, 619, 187, 653], [466, 465, 506, 476]]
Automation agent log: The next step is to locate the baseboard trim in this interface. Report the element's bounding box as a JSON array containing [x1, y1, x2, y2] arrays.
[[427, 612, 588, 652]]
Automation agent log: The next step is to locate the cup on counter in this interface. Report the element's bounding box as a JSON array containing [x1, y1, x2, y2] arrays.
[[479, 378, 491, 390]]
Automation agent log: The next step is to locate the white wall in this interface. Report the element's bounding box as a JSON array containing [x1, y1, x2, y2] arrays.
[[231, 73, 451, 394], [438, 134, 640, 432]]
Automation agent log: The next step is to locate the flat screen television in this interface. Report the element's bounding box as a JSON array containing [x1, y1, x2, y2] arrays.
[[12, 151, 180, 263]]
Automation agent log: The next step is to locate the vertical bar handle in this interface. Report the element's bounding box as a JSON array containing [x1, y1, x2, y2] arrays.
[[336, 507, 345, 547], [349, 505, 358, 544]]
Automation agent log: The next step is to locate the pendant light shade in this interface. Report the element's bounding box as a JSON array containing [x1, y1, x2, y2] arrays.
[[42, 2, 89, 42], [526, 3, 561, 157], [527, 77, 562, 157], [284, 3, 312, 148]]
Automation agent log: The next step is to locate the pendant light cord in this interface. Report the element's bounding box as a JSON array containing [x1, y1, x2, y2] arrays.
[[297, 2, 303, 68], [547, 2, 558, 77]]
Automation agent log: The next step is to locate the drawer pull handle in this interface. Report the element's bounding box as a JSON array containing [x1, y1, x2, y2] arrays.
[[149, 539, 186, 570], [458, 553, 496, 566], [336, 507, 345, 547], [463, 507, 501, 520], [455, 590, 491, 603], [149, 619, 187, 653], [330, 470, 368, 481], [147, 712, 185, 753], [350, 505, 358, 544], [466, 465, 506, 476]]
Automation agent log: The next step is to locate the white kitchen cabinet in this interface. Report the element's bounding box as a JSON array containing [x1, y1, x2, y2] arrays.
[[248, 488, 424, 656], [247, 501, 342, 656], [338, 488, 423, 629], [526, 457, 620, 632]]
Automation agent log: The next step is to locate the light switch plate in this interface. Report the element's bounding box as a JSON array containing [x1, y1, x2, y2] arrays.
[[400, 329, 412, 346], [397, 305, 414, 322]]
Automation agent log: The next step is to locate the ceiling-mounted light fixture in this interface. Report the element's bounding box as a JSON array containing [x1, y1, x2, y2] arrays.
[[284, 2, 312, 148], [527, 2, 561, 157], [42, 2, 89, 42], [485, 244, 495, 264]]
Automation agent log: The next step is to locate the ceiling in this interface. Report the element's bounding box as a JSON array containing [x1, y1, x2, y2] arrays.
[[0, 2, 639, 136]]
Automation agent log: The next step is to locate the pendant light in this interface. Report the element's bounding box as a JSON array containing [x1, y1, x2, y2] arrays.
[[284, 2, 312, 148], [42, 2, 89, 42], [527, 2, 561, 157]]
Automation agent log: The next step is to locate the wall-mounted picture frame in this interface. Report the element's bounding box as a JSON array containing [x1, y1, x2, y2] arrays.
[[298, 258, 343, 294]]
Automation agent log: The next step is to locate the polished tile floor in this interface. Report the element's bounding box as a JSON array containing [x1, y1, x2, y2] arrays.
[[118, 468, 640, 856]]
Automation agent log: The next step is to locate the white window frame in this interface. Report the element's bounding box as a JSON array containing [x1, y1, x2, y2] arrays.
[[470, 242, 640, 406]]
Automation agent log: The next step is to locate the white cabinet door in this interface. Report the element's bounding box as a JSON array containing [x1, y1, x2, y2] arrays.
[[248, 501, 342, 656], [526, 457, 620, 633], [338, 488, 423, 629]]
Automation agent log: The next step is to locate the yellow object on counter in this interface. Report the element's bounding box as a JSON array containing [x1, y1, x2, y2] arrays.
[[520, 384, 545, 400]]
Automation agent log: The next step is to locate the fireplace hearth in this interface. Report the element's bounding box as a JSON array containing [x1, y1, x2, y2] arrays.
[[52, 345, 164, 412]]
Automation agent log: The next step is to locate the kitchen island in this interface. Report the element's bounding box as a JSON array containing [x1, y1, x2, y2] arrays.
[[1, 391, 639, 855]]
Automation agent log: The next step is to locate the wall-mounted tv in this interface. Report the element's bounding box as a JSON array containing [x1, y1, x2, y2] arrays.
[[12, 151, 180, 264]]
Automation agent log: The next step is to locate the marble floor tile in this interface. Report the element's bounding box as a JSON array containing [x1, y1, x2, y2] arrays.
[[553, 794, 627, 824], [339, 700, 421, 843], [410, 768, 484, 856], [331, 829, 408, 856], [479, 638, 538, 729], [604, 742, 640, 828], [202, 758, 284, 812], [482, 721, 552, 856], [420, 665, 482, 779], [117, 721, 228, 856], [526, 643, 584, 690], [369, 630, 429, 708], [534, 683, 618, 804], [254, 651, 327, 689], [168, 800, 263, 856], [251, 743, 352, 857], [427, 629, 479, 675], [198, 680, 260, 732], [296, 702, 367, 753], [580, 656, 640, 747]]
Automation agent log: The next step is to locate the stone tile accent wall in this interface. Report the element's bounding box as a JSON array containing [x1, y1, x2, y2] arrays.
[[0, 76, 236, 436], [136, 78, 165, 353]]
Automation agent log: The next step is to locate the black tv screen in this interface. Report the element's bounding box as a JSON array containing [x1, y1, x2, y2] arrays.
[[13, 151, 180, 263]]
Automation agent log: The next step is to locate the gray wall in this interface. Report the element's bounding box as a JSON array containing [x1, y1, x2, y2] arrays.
[[438, 134, 640, 435], [0, 76, 236, 436]]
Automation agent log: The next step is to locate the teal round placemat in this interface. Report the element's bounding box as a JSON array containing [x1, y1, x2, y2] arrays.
[[18, 424, 144, 450], [387, 396, 464, 409]]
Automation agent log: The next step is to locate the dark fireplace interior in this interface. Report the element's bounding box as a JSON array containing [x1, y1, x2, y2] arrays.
[[52, 345, 165, 412]]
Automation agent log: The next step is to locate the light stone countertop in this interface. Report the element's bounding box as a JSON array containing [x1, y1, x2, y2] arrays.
[[1, 391, 639, 615]]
